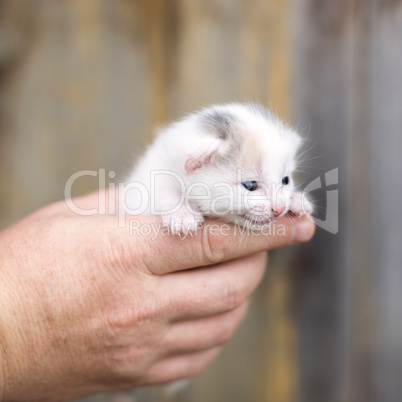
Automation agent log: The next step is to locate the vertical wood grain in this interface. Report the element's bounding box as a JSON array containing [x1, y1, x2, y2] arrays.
[[263, 2, 299, 402], [139, 0, 178, 138], [370, 3, 402, 401], [291, 1, 350, 401], [1, 1, 402, 402], [0, 0, 150, 228], [347, 2, 375, 401]]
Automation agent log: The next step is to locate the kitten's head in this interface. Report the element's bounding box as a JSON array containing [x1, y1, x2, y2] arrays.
[[162, 103, 302, 227]]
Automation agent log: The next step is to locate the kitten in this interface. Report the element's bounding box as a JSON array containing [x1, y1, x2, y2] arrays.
[[120, 103, 313, 233]]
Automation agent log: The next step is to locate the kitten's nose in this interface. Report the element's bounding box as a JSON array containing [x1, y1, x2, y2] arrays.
[[272, 204, 286, 217]]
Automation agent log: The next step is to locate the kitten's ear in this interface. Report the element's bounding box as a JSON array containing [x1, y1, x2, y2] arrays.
[[184, 108, 235, 173], [184, 138, 222, 173]]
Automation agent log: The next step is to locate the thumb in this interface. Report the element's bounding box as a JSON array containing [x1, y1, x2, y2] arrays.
[[119, 214, 315, 275]]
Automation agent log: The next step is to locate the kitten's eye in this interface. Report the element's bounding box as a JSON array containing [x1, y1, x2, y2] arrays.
[[282, 176, 289, 185], [242, 181, 258, 191]]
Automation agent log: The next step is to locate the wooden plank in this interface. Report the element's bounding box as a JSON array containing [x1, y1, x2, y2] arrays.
[[370, 3, 402, 401], [138, 0, 178, 138], [290, 1, 351, 401], [347, 2, 375, 401], [4, 1, 402, 402], [0, 0, 150, 228]]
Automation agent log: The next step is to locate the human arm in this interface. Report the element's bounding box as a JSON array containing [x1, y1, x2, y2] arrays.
[[0, 194, 314, 401]]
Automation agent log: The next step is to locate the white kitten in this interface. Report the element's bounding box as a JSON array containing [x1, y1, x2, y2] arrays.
[[120, 103, 313, 233]]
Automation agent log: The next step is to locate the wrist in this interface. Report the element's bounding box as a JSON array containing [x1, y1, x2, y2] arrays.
[[0, 271, 13, 402], [0, 330, 6, 402], [0, 273, 32, 402], [0, 243, 31, 402]]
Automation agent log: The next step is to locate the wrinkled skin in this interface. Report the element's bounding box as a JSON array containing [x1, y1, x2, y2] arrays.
[[0, 192, 315, 401]]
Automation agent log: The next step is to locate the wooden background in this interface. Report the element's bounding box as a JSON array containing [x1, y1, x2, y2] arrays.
[[0, 1, 401, 401]]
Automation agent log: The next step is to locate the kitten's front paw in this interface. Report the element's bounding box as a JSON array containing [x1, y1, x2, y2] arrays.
[[161, 207, 204, 236], [289, 192, 313, 216]]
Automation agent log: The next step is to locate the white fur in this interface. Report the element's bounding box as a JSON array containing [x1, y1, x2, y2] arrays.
[[120, 103, 313, 234]]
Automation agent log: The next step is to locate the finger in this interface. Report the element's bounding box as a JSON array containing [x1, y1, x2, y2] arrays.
[[162, 301, 248, 356], [143, 346, 223, 385], [42, 191, 314, 276], [161, 252, 266, 321], [127, 213, 315, 275]]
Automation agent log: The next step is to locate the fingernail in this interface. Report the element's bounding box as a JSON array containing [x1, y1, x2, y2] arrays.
[[292, 219, 315, 243]]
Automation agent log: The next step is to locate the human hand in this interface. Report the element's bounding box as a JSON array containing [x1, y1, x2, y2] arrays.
[[0, 192, 315, 401]]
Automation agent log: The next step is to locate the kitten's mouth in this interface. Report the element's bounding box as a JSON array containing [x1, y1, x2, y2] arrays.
[[242, 214, 274, 226]]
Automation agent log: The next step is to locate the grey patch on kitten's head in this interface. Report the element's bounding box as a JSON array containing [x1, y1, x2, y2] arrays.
[[198, 110, 236, 140], [198, 108, 245, 158]]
